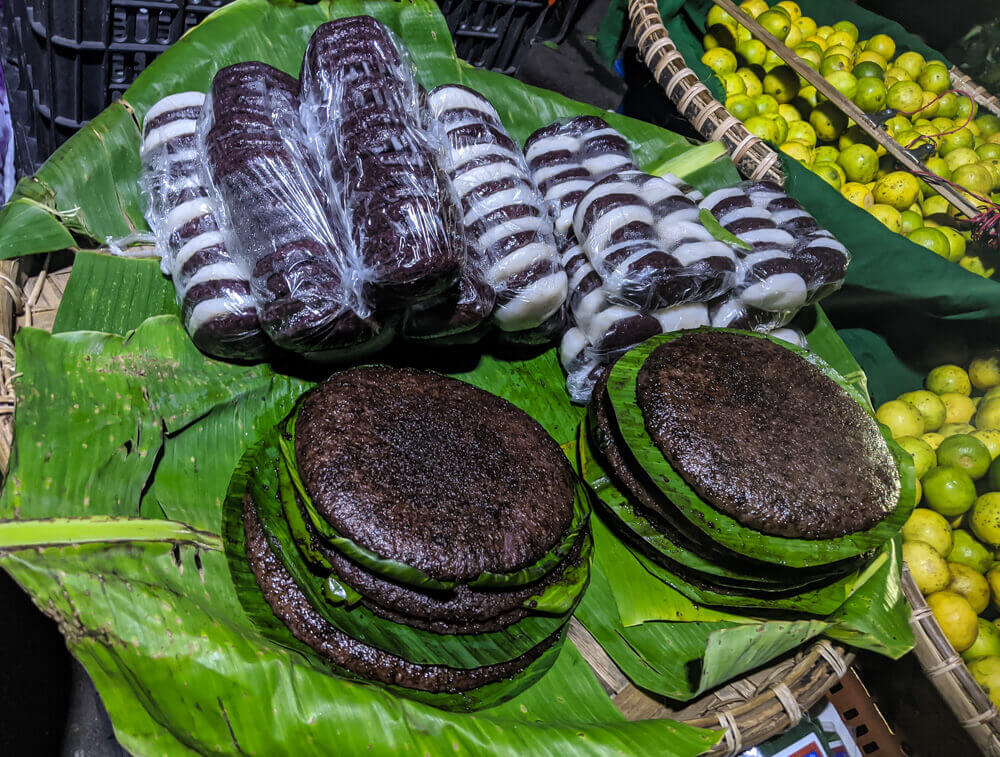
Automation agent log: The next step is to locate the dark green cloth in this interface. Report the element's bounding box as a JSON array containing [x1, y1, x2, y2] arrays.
[[598, 0, 998, 404]]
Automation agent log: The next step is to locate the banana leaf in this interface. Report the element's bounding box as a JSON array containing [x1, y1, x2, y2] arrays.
[[606, 330, 917, 568], [278, 410, 590, 592]]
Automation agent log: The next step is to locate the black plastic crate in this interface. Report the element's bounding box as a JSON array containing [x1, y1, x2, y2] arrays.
[[440, 0, 578, 75], [8, 0, 580, 160]]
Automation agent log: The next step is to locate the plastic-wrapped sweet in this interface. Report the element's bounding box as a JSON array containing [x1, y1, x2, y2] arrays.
[[701, 187, 796, 250], [201, 62, 382, 359], [796, 232, 851, 302], [707, 294, 780, 330], [733, 249, 808, 314], [401, 249, 495, 343], [524, 116, 636, 237], [573, 170, 738, 309], [140, 91, 269, 360], [426, 84, 566, 334], [769, 327, 808, 348], [301, 17, 463, 304]]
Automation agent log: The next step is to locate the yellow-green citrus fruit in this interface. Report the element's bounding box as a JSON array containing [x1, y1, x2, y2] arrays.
[[963, 620, 1000, 663], [949, 529, 994, 573], [903, 540, 950, 593], [972, 430, 1000, 459], [757, 9, 792, 41], [853, 77, 887, 112], [922, 465, 978, 517], [940, 422, 977, 437], [874, 171, 921, 209], [968, 657, 1000, 708], [841, 182, 874, 209], [865, 33, 896, 60], [918, 64, 951, 95], [898, 390, 947, 431], [808, 161, 846, 190], [927, 364, 973, 396], [936, 434, 993, 479], [787, 120, 817, 146], [736, 39, 768, 67], [867, 203, 902, 232], [902, 507, 953, 555], [896, 435, 938, 478], [703, 48, 738, 76], [948, 561, 991, 613], [780, 141, 812, 162], [926, 590, 979, 651], [887, 80, 924, 113], [875, 399, 924, 438], [937, 226, 967, 263], [900, 210, 924, 235], [895, 51, 927, 79], [976, 398, 1000, 431], [970, 353, 1000, 391], [908, 227, 951, 258], [971, 493, 1000, 548], [837, 144, 878, 183], [923, 432, 946, 450]]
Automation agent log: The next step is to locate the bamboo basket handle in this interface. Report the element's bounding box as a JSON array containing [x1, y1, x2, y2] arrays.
[[950, 66, 1000, 117], [627, 0, 783, 184]]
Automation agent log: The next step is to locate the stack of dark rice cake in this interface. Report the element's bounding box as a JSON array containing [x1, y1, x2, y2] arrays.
[[239, 366, 591, 701]]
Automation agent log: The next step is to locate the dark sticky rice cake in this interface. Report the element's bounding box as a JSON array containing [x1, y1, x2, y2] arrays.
[[635, 331, 900, 539], [242, 493, 560, 693], [294, 366, 577, 582]]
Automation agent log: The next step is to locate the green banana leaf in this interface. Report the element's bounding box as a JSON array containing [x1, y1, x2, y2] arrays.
[[606, 330, 917, 568], [596, 0, 1000, 331]]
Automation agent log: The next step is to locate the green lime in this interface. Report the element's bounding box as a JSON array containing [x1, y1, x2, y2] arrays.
[[819, 54, 852, 77], [812, 145, 840, 164], [907, 227, 951, 258], [940, 127, 975, 156], [753, 93, 780, 115], [744, 115, 778, 142], [809, 160, 846, 190], [938, 227, 967, 263], [937, 92, 960, 118], [979, 144, 1000, 161], [918, 65, 951, 95], [757, 9, 792, 41], [923, 465, 978, 517], [832, 20, 859, 41], [702, 48, 739, 76], [736, 39, 768, 67], [900, 209, 924, 235], [928, 364, 973, 396], [948, 529, 994, 573], [787, 120, 817, 146], [838, 124, 877, 151], [866, 33, 896, 61], [853, 77, 887, 112], [875, 171, 921, 210], [957, 96, 976, 120], [825, 70, 858, 100], [727, 94, 757, 122], [887, 80, 924, 113], [763, 65, 799, 103], [962, 619, 1000, 663], [937, 434, 993, 479], [837, 143, 878, 183], [976, 115, 1000, 139], [809, 101, 848, 141], [897, 436, 938, 478], [852, 60, 885, 80]]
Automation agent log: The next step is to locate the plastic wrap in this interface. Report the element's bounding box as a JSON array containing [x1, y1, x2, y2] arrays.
[[574, 170, 738, 310], [140, 91, 269, 360], [524, 116, 636, 238], [301, 17, 463, 305], [200, 62, 382, 359], [426, 85, 566, 338]]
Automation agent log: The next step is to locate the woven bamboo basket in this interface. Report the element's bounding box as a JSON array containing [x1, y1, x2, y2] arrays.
[[0, 255, 858, 753], [627, 0, 1000, 194], [626, 0, 1000, 753]]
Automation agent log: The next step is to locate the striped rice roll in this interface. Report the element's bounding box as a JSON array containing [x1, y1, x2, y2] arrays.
[[574, 170, 737, 308], [428, 84, 567, 334], [523, 116, 636, 237], [735, 249, 809, 314], [141, 91, 268, 360]]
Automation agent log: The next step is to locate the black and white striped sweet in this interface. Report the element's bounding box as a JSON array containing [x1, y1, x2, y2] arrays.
[[734, 249, 808, 314], [204, 62, 380, 359], [301, 17, 463, 304], [141, 91, 268, 360], [573, 170, 738, 309], [524, 116, 636, 237], [427, 85, 566, 333]]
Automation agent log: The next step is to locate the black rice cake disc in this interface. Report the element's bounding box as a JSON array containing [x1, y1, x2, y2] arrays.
[[635, 331, 899, 539], [313, 514, 588, 634], [295, 366, 576, 582], [243, 494, 558, 693]]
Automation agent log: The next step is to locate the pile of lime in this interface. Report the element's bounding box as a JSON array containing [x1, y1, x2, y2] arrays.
[[700, 0, 998, 278], [878, 355, 1000, 705]]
